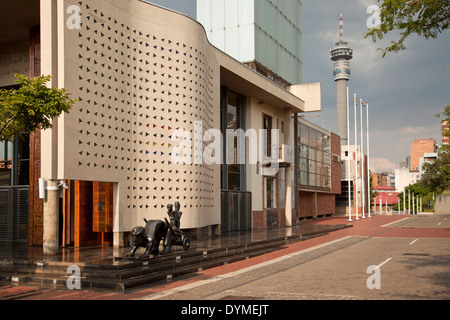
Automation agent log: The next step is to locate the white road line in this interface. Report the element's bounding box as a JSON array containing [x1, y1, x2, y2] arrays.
[[437, 223, 441, 226], [381, 218, 409, 228], [409, 239, 418, 245], [378, 258, 392, 268]]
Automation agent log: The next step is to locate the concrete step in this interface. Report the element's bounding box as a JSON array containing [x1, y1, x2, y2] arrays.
[[0, 238, 288, 291], [0, 225, 348, 291]]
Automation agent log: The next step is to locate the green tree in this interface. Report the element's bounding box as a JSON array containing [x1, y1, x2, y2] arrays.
[[420, 152, 450, 193], [0, 74, 75, 141], [365, 0, 450, 57]]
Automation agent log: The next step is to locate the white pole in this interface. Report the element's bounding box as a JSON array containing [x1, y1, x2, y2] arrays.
[[417, 196, 420, 214], [379, 196, 382, 215], [354, 94, 359, 220], [374, 197, 376, 215], [412, 193, 415, 214], [366, 103, 371, 218], [403, 188, 406, 214], [347, 87, 352, 222], [360, 99, 366, 219], [408, 189, 411, 214]]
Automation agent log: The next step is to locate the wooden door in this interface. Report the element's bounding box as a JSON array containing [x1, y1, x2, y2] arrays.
[[74, 181, 100, 247]]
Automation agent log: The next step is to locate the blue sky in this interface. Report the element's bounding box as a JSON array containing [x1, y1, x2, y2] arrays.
[[145, 0, 449, 172]]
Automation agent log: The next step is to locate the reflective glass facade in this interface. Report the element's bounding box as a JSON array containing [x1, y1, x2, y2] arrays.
[[298, 121, 331, 189]]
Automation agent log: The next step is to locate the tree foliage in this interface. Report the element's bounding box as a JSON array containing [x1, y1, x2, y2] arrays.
[[436, 105, 450, 153], [420, 152, 450, 193], [0, 74, 76, 141], [365, 0, 450, 57]]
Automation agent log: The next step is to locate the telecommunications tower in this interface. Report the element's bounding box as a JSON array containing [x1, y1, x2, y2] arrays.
[[330, 14, 353, 146]]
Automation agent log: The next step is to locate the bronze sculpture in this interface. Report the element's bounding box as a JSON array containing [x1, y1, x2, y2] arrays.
[[125, 202, 190, 259]]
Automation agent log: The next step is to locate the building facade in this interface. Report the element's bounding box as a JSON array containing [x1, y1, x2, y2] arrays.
[[197, 0, 303, 86], [410, 139, 437, 172], [1, 0, 333, 251], [298, 119, 341, 220]]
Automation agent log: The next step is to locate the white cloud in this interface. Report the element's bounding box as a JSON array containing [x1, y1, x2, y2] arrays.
[[398, 126, 429, 135], [370, 157, 399, 173]]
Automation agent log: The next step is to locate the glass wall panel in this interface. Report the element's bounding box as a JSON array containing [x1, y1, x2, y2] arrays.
[[297, 121, 331, 189]]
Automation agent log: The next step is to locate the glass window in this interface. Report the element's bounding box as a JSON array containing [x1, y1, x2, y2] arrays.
[[300, 123, 308, 145], [297, 121, 331, 189], [263, 114, 272, 157], [265, 177, 275, 209], [0, 135, 29, 186], [221, 88, 245, 191]]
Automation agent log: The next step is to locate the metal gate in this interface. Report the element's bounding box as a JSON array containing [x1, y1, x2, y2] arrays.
[[221, 191, 252, 233], [0, 186, 29, 242]]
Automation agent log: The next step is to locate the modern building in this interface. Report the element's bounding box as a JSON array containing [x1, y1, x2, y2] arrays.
[[197, 0, 303, 87], [0, 0, 336, 253], [297, 118, 341, 220]]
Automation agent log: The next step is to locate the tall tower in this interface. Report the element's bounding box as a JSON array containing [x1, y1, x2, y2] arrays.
[[330, 14, 353, 146]]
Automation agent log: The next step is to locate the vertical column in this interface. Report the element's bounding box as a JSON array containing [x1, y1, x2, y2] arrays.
[[40, 0, 60, 255], [43, 180, 59, 255], [284, 109, 293, 227]]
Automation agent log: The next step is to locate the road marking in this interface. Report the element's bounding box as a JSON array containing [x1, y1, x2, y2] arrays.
[[409, 239, 418, 245], [437, 223, 441, 226], [377, 258, 392, 268], [381, 218, 409, 228]]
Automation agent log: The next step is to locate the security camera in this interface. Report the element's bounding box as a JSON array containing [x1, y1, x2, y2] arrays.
[[58, 180, 69, 190]]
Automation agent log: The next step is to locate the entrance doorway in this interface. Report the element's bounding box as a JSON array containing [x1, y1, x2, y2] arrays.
[[62, 181, 114, 247]]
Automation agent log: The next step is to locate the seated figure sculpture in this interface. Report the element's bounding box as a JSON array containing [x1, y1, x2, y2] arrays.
[[162, 202, 190, 253]]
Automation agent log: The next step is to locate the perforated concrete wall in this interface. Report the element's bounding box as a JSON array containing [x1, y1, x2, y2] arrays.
[[59, 0, 221, 231]]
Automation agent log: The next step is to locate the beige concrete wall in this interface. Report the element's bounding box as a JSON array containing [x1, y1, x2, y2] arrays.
[[435, 195, 450, 214], [0, 40, 29, 87], [245, 97, 286, 212], [41, 0, 221, 231]]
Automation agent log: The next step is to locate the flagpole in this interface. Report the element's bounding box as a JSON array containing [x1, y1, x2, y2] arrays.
[[354, 94, 359, 220], [366, 103, 371, 218], [347, 87, 352, 222], [360, 99, 366, 219]]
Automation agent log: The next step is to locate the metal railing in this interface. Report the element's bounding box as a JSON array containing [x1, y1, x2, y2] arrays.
[[0, 186, 29, 242]]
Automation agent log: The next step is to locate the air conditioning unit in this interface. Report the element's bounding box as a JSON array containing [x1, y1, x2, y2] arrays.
[[278, 144, 294, 164]]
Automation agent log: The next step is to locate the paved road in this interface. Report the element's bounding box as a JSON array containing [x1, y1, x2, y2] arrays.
[[1, 214, 449, 302]]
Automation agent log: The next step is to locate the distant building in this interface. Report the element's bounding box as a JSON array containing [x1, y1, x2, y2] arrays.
[[373, 186, 399, 213], [395, 167, 420, 193], [410, 139, 437, 172], [372, 172, 393, 188], [419, 152, 438, 176]]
